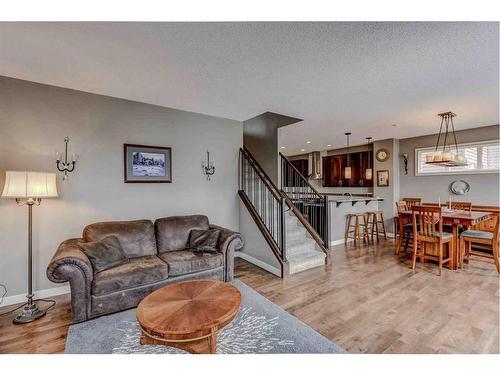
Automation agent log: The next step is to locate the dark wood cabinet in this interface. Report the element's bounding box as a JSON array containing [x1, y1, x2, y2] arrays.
[[322, 151, 373, 187]]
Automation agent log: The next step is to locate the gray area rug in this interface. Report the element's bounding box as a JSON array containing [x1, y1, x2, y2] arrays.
[[65, 279, 344, 354]]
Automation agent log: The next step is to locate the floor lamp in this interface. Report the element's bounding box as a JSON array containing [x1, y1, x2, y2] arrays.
[[1, 171, 58, 324]]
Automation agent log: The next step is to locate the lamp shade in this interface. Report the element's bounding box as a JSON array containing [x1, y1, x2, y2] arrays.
[[344, 166, 352, 179], [1, 171, 58, 199]]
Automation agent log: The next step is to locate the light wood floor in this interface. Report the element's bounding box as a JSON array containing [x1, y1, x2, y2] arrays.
[[1, 239, 498, 354]]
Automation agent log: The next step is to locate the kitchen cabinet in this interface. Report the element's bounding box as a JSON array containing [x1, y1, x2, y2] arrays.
[[323, 151, 373, 187]]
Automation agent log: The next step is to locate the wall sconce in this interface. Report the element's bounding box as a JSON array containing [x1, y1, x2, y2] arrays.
[[202, 150, 215, 181], [402, 153, 408, 175], [56, 136, 78, 180]]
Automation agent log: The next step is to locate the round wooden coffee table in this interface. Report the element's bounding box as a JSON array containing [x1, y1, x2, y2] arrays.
[[137, 279, 241, 354]]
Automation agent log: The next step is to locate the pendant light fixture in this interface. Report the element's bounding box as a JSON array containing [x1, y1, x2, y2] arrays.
[[344, 132, 352, 179], [425, 112, 468, 167], [365, 137, 373, 180]]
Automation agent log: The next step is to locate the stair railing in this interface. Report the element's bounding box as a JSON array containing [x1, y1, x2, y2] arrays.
[[239, 148, 287, 265], [280, 153, 329, 251]]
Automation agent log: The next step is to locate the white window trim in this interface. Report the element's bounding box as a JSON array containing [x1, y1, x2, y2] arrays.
[[414, 139, 500, 176]]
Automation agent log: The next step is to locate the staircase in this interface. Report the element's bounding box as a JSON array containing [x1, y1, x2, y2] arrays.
[[286, 211, 327, 274], [239, 147, 329, 277]]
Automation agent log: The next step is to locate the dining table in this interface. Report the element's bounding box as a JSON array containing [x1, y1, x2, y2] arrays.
[[397, 209, 493, 270]]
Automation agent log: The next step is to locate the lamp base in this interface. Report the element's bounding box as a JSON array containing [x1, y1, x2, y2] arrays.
[[13, 303, 47, 324]]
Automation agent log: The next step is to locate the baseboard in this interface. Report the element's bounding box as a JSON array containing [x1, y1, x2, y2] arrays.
[[0, 284, 70, 307], [235, 252, 281, 277], [330, 232, 395, 247]]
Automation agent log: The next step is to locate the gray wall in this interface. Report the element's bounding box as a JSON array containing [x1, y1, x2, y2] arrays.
[[244, 112, 301, 185], [238, 201, 281, 276], [399, 125, 499, 206], [373, 138, 400, 230], [0, 76, 243, 297]]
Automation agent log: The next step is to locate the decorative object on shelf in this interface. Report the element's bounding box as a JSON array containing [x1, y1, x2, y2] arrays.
[[377, 170, 389, 187], [344, 132, 352, 179], [56, 136, 78, 180], [202, 150, 216, 181], [402, 153, 409, 175], [365, 137, 373, 180], [124, 144, 172, 183], [1, 171, 58, 323], [449, 180, 471, 195], [375, 148, 390, 162], [425, 111, 468, 167]]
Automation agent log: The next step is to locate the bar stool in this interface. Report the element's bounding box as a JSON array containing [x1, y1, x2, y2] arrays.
[[367, 211, 387, 242], [345, 213, 369, 245]]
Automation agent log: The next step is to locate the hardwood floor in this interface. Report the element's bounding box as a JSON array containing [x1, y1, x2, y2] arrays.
[[1, 239, 498, 354]]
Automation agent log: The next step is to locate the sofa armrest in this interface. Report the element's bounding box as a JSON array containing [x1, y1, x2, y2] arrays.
[[210, 224, 244, 282], [46, 238, 93, 322]]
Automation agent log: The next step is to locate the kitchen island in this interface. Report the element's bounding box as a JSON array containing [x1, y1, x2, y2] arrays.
[[326, 195, 384, 245]]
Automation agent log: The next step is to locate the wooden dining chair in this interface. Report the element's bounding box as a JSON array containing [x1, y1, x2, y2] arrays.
[[395, 201, 412, 254], [403, 197, 422, 208], [446, 201, 472, 212], [459, 215, 499, 273], [411, 206, 453, 276]]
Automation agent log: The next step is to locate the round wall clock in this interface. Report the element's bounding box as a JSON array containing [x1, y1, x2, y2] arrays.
[[375, 148, 390, 162]]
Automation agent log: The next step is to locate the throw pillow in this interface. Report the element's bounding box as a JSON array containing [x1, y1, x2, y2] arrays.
[[188, 229, 220, 253], [79, 235, 129, 273]]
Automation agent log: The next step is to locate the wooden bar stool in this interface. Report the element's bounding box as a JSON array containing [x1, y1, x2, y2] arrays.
[[367, 210, 387, 242], [345, 213, 369, 245]]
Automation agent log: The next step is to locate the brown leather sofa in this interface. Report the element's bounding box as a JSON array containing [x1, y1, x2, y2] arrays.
[[47, 215, 243, 323]]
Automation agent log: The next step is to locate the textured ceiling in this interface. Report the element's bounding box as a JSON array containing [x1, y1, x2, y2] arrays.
[[0, 22, 498, 155]]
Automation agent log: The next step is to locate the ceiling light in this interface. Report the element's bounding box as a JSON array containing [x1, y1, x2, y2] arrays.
[[365, 137, 373, 180], [327, 144, 332, 147], [344, 133, 352, 179], [425, 111, 468, 167], [280, 146, 285, 149], [306, 141, 311, 144], [300, 149, 306, 152]]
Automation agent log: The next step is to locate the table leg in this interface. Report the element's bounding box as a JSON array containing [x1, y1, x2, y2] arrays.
[[396, 216, 404, 254], [450, 224, 459, 270]]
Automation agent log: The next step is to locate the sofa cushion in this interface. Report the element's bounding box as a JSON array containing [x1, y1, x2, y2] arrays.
[[155, 215, 209, 253], [91, 255, 169, 296], [79, 235, 129, 273], [83, 220, 157, 258], [189, 229, 220, 253], [159, 250, 223, 276]]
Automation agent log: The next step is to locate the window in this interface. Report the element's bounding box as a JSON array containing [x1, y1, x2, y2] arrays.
[[415, 140, 500, 176]]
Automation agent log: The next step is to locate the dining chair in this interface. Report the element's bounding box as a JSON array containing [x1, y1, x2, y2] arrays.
[[411, 206, 453, 276], [459, 215, 499, 274], [395, 201, 412, 254], [403, 197, 422, 209], [446, 201, 472, 212]]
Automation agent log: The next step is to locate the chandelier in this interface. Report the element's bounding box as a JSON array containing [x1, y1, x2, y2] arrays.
[[425, 111, 468, 167]]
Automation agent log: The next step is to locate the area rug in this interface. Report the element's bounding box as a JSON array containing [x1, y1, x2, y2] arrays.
[[65, 279, 344, 354]]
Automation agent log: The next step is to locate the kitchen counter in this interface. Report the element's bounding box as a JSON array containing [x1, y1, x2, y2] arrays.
[[327, 196, 384, 245]]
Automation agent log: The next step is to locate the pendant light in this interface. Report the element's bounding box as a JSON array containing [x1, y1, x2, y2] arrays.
[[365, 137, 373, 180], [344, 132, 352, 179], [425, 112, 468, 167]]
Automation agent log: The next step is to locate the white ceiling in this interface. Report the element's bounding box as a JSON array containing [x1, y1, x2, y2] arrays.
[[0, 22, 498, 155]]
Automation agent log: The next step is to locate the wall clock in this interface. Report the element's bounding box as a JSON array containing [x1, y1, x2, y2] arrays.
[[375, 148, 390, 162]]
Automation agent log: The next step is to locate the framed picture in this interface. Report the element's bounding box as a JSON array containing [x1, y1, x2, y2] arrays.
[[377, 170, 389, 187], [124, 144, 172, 183]]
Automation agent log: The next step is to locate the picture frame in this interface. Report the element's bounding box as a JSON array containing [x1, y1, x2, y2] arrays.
[[124, 144, 172, 183], [377, 170, 389, 187]]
